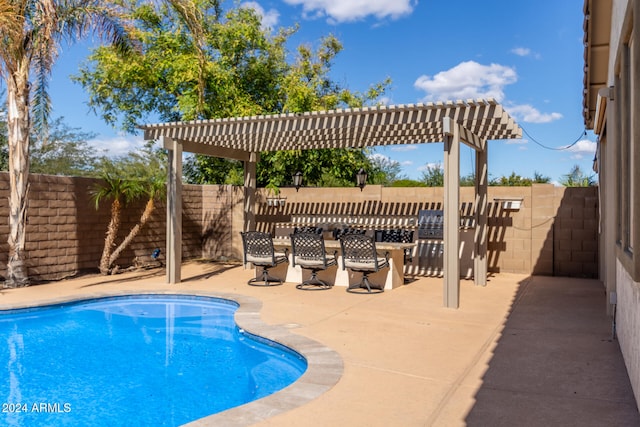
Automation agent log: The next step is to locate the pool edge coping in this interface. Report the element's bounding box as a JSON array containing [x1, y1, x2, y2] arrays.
[[0, 290, 344, 427]]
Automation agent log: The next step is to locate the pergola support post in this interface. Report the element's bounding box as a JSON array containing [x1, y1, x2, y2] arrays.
[[474, 142, 488, 286], [244, 152, 258, 232], [165, 136, 182, 284], [443, 118, 460, 308]]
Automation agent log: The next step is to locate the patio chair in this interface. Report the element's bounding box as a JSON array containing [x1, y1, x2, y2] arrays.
[[290, 232, 337, 290], [241, 231, 288, 286], [339, 234, 389, 294]]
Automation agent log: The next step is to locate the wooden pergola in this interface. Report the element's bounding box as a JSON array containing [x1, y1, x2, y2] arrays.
[[140, 99, 522, 308]]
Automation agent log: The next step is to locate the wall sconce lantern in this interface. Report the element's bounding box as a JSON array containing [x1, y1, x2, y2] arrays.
[[356, 168, 368, 191], [293, 171, 303, 192]]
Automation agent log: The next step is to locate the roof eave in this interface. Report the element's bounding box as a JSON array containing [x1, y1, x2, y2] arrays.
[[583, 0, 612, 129]]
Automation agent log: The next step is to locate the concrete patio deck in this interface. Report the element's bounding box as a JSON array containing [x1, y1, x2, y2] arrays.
[[1, 262, 638, 426]]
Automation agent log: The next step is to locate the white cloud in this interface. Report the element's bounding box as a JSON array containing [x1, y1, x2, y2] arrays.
[[505, 138, 528, 145], [241, 2, 280, 29], [511, 47, 531, 57], [564, 139, 596, 159], [88, 134, 147, 157], [511, 47, 541, 59], [283, 0, 416, 23], [378, 96, 392, 106], [414, 61, 517, 102], [506, 104, 563, 123]]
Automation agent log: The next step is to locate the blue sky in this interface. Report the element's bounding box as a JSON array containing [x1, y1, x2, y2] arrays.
[[48, 0, 595, 183]]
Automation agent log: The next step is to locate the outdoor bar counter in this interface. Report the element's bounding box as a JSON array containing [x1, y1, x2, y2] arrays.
[[265, 239, 415, 290]]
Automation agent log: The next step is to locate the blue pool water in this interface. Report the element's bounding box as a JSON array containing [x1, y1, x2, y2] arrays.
[[0, 295, 307, 426]]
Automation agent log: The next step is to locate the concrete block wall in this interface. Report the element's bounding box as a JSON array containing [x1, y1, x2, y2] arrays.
[[200, 184, 244, 260], [20, 174, 108, 280], [0, 173, 193, 282], [552, 186, 600, 277], [182, 184, 203, 260], [254, 184, 599, 278], [0, 174, 599, 282]]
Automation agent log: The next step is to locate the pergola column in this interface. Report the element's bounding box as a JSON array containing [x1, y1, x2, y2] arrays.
[[443, 118, 460, 308], [164, 136, 182, 284], [474, 142, 488, 286], [244, 152, 258, 232]]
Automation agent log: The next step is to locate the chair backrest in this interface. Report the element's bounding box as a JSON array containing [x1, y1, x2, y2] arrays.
[[294, 226, 323, 235], [290, 232, 327, 266], [339, 234, 379, 269], [377, 229, 414, 243], [333, 227, 366, 240], [241, 231, 275, 263]]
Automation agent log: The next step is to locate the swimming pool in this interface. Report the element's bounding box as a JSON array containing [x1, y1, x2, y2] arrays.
[[0, 295, 307, 426]]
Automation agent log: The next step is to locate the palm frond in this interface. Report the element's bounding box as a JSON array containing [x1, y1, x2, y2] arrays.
[[0, 0, 21, 41], [90, 171, 150, 209], [0, 0, 26, 77], [57, 0, 139, 56], [30, 54, 52, 143]]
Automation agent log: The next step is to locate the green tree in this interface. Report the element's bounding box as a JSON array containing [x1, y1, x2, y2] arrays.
[[559, 164, 596, 187], [490, 172, 533, 186], [73, 1, 391, 187], [490, 171, 551, 186], [0, 111, 102, 176], [533, 171, 551, 184], [0, 0, 133, 287], [184, 155, 243, 185], [420, 163, 444, 187], [29, 117, 102, 176], [74, 2, 287, 130], [460, 172, 476, 187], [257, 148, 370, 188], [255, 36, 390, 187], [368, 154, 404, 186]]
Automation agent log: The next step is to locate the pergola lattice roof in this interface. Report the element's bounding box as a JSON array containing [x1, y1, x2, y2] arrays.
[[150, 98, 522, 309], [140, 99, 522, 154]]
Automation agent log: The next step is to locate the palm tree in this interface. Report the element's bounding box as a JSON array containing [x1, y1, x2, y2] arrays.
[[92, 144, 166, 275], [0, 0, 133, 287], [90, 173, 140, 275], [106, 176, 166, 273]]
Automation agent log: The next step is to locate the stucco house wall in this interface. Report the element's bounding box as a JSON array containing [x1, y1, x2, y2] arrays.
[[584, 0, 640, 408]]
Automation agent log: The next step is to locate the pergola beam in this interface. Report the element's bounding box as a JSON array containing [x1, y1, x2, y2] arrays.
[[161, 138, 252, 161], [459, 126, 485, 151]]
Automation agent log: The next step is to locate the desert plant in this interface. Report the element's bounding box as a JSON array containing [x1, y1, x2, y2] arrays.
[[90, 173, 141, 275]]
